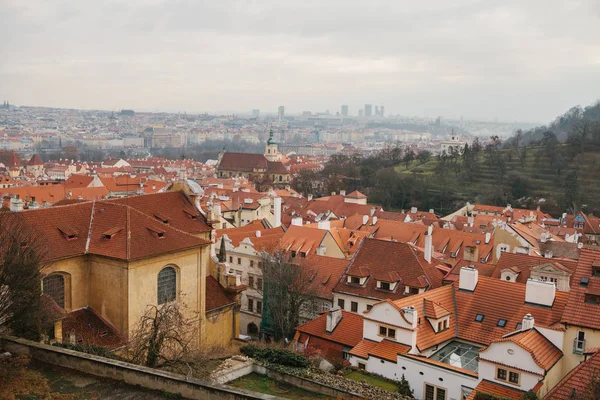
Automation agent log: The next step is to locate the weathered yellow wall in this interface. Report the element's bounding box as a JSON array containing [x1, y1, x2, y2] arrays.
[[204, 306, 237, 349], [88, 256, 129, 336], [127, 247, 206, 341], [562, 325, 600, 375], [537, 359, 564, 398], [43, 256, 89, 312]]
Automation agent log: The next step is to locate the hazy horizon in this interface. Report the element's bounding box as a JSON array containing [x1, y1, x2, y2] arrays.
[[1, 0, 599, 122]]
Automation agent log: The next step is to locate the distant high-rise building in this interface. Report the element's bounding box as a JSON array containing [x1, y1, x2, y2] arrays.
[[278, 106, 285, 121], [341, 105, 349, 117], [252, 109, 260, 118], [380, 106, 385, 117], [359, 109, 364, 117], [375, 106, 379, 116], [364, 104, 372, 117]]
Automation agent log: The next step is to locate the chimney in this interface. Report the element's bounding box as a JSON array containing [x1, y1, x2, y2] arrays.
[[326, 306, 343, 333], [291, 217, 303, 226], [468, 216, 474, 227], [485, 232, 491, 244], [411, 207, 417, 214], [9, 197, 23, 212], [307, 194, 313, 202], [318, 220, 330, 231], [429, 209, 434, 214], [525, 279, 556, 307], [340, 190, 346, 196], [522, 313, 534, 330], [459, 266, 479, 292], [331, 191, 336, 196], [255, 230, 261, 238], [402, 306, 418, 329], [541, 231, 550, 243], [370, 207, 376, 217], [578, 242, 584, 249], [362, 215, 369, 225], [424, 225, 433, 263], [372, 216, 378, 225], [544, 250, 553, 259], [273, 197, 282, 228]]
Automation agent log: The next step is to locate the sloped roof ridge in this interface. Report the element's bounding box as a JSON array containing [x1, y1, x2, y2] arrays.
[[491, 328, 562, 370]]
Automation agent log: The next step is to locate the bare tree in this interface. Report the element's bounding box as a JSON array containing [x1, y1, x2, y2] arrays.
[[128, 299, 197, 368], [260, 252, 320, 342], [0, 211, 48, 340]]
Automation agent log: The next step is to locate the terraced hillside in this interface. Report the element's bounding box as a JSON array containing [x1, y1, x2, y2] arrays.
[[395, 145, 600, 216]]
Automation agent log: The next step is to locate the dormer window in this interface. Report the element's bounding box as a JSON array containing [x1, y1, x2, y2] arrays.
[[584, 294, 600, 305], [380, 281, 391, 290], [436, 318, 450, 332], [592, 261, 600, 277], [349, 276, 360, 284]]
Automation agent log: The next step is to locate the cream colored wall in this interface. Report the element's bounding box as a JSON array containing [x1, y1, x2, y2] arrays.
[[320, 232, 346, 259], [562, 325, 600, 375], [205, 306, 237, 348], [43, 256, 89, 312], [88, 256, 129, 335], [537, 360, 564, 398], [492, 227, 532, 263]]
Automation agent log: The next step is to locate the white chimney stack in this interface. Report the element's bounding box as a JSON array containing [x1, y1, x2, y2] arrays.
[[459, 266, 479, 292], [402, 306, 418, 329], [411, 207, 417, 214], [10, 196, 23, 212], [273, 197, 282, 228], [372, 216, 378, 225], [525, 279, 556, 307], [522, 314, 534, 330], [485, 232, 491, 244], [326, 306, 343, 333], [318, 220, 330, 231], [362, 215, 369, 225], [291, 217, 303, 226], [307, 194, 313, 202], [424, 228, 433, 263], [255, 230, 261, 238], [340, 190, 346, 196]]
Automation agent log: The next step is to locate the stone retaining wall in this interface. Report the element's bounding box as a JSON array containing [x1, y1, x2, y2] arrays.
[[1, 336, 276, 400]]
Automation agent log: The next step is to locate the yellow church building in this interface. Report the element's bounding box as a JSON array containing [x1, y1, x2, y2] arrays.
[[16, 190, 240, 351]]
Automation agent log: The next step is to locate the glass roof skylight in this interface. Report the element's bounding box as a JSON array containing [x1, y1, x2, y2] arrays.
[[430, 341, 480, 372]]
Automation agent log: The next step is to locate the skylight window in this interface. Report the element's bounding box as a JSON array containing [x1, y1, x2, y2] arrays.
[[497, 319, 507, 328], [516, 322, 523, 329], [475, 314, 485, 322], [580, 276, 590, 287]]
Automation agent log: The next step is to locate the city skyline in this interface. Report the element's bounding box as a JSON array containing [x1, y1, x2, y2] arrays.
[[1, 1, 599, 122]]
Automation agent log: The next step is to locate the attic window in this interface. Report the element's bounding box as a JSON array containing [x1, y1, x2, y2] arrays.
[[580, 276, 590, 287], [475, 314, 485, 323], [350, 276, 360, 284], [153, 212, 169, 224], [592, 264, 600, 277], [584, 294, 600, 305], [516, 322, 523, 329], [58, 226, 77, 240], [103, 227, 122, 240], [148, 227, 166, 238], [497, 319, 507, 328], [183, 210, 198, 220], [379, 281, 391, 290]]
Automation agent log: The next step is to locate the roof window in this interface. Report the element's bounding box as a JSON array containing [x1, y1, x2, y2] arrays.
[[497, 319, 507, 328], [516, 322, 523, 329], [580, 276, 590, 287], [475, 314, 485, 323]]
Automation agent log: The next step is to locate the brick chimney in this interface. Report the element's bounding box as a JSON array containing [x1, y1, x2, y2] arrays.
[[326, 306, 343, 333], [424, 225, 433, 263]]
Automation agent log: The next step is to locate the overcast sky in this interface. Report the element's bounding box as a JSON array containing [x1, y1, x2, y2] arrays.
[[1, 0, 599, 122]]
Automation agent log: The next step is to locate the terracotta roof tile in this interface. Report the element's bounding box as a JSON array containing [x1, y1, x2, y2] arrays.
[[494, 253, 578, 286], [205, 276, 236, 312], [486, 329, 562, 371], [467, 380, 526, 400], [562, 248, 600, 329], [62, 307, 125, 349], [543, 349, 600, 400], [296, 310, 363, 348]]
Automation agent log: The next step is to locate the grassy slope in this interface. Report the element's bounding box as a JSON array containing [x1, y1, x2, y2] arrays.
[[394, 146, 600, 214]]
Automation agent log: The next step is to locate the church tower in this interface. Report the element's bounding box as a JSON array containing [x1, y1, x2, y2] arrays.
[[264, 128, 281, 162]]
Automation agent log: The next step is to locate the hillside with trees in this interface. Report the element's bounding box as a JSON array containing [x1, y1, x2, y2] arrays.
[[293, 100, 600, 217]]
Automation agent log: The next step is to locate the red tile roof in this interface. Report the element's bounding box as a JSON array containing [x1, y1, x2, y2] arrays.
[[27, 154, 44, 166], [302, 255, 349, 300], [561, 248, 600, 329], [62, 307, 125, 349], [296, 310, 363, 348], [333, 238, 446, 302], [494, 253, 578, 286], [467, 380, 525, 400], [485, 329, 562, 371], [349, 338, 411, 362], [544, 349, 600, 400], [386, 276, 569, 351], [205, 276, 236, 312], [16, 193, 210, 262], [218, 152, 267, 171]]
